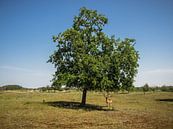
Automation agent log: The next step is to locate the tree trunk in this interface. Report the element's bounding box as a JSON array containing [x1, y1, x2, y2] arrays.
[[81, 88, 87, 106]]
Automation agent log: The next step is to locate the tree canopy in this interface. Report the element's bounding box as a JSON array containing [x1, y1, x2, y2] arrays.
[[48, 7, 139, 105]]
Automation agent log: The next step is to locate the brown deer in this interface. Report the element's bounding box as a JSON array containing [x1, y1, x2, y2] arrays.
[[103, 92, 113, 109]]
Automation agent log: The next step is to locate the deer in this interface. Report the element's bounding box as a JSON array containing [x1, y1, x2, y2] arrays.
[[103, 92, 113, 109]]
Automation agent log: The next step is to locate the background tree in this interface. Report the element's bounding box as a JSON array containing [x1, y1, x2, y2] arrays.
[[0, 85, 23, 90], [143, 83, 149, 94], [48, 7, 139, 105]]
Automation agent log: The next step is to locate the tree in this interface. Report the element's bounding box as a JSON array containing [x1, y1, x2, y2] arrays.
[[0, 85, 23, 90], [143, 83, 149, 94], [48, 7, 139, 105]]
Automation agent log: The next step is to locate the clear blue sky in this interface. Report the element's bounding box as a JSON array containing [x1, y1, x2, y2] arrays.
[[0, 0, 173, 88]]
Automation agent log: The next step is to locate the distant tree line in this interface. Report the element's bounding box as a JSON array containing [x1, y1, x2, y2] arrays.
[[37, 85, 56, 92], [1, 84, 172, 93], [36, 84, 173, 93], [37, 85, 71, 92], [0, 85, 25, 90], [134, 84, 173, 93]]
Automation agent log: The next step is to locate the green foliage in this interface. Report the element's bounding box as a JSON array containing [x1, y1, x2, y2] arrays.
[[48, 7, 139, 104], [38, 87, 47, 92], [0, 85, 24, 90], [133, 85, 173, 92], [143, 83, 149, 94], [37, 85, 62, 92], [160, 86, 173, 92]]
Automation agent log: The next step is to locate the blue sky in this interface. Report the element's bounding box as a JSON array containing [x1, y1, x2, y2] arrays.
[[0, 0, 173, 88]]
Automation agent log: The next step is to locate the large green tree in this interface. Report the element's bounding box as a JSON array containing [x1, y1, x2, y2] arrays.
[[48, 7, 139, 105]]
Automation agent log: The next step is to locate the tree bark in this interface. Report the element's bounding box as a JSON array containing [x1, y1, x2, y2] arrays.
[[81, 88, 87, 106]]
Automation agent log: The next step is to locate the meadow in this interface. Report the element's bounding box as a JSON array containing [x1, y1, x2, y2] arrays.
[[0, 90, 173, 129]]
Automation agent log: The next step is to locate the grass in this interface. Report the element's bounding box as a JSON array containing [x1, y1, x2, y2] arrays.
[[0, 90, 173, 129]]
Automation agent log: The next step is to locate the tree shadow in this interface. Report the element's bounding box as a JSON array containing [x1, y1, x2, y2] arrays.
[[45, 101, 115, 111], [156, 99, 173, 102]]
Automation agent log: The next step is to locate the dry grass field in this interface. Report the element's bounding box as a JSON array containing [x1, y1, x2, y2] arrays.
[[0, 90, 173, 129]]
